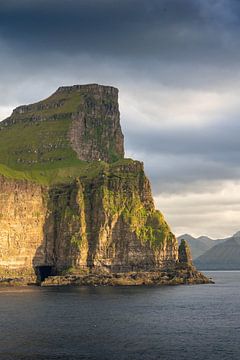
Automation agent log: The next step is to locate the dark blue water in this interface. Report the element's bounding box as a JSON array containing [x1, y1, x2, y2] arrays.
[[0, 271, 239, 360]]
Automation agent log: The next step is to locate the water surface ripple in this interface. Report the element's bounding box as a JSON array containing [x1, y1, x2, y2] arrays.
[[0, 271, 239, 360]]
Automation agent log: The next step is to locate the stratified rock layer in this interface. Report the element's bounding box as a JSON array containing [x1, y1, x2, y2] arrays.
[[0, 176, 46, 278]]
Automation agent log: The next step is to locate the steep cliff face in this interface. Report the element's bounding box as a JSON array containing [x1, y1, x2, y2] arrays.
[[42, 160, 178, 273], [68, 85, 124, 162], [0, 84, 180, 282]]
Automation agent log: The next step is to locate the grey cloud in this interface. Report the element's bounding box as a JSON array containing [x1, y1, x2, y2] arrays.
[[155, 180, 240, 238], [142, 154, 240, 195], [126, 118, 240, 158], [124, 116, 240, 194]]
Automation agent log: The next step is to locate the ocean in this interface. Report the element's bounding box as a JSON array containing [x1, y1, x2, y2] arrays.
[[0, 271, 239, 360]]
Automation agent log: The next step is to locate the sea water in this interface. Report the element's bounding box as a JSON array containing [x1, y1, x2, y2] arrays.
[[0, 271, 239, 360]]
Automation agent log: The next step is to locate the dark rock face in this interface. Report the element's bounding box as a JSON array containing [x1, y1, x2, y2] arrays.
[[178, 239, 193, 265], [68, 84, 124, 162]]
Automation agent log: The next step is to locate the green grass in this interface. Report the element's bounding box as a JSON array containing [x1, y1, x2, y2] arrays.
[[0, 118, 76, 169], [10, 91, 84, 120], [0, 88, 84, 171], [0, 158, 136, 186]]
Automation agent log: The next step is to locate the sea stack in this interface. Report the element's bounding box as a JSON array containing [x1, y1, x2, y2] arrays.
[[0, 84, 211, 286], [178, 239, 193, 266]]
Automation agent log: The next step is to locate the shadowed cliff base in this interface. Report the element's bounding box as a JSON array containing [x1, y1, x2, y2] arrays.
[[39, 238, 212, 286]]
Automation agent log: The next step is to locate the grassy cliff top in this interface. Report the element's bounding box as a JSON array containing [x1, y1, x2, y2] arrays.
[[0, 84, 126, 185], [0, 158, 142, 186]]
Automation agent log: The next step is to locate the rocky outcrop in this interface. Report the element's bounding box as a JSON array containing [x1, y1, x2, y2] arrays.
[[41, 269, 212, 287], [178, 239, 193, 266], [0, 84, 211, 286]]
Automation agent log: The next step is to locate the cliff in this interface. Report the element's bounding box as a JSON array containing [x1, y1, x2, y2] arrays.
[[0, 84, 210, 285]]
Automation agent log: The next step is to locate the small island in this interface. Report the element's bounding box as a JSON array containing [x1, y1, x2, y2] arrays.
[[0, 84, 212, 286]]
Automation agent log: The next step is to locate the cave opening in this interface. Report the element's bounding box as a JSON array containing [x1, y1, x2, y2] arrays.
[[36, 266, 53, 282]]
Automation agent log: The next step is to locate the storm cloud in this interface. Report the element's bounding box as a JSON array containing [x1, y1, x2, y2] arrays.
[[1, 0, 240, 237]]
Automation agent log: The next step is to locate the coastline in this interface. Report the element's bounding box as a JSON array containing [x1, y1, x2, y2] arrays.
[[0, 268, 213, 287]]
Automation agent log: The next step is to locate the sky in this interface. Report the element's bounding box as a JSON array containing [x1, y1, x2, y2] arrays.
[[0, 0, 240, 238]]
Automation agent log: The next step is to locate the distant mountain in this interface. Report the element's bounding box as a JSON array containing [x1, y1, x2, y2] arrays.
[[194, 232, 240, 270], [177, 234, 224, 259]]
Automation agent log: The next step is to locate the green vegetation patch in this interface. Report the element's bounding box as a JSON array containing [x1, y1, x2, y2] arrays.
[[0, 118, 77, 171], [0, 158, 136, 186], [137, 211, 174, 249], [99, 167, 174, 250]]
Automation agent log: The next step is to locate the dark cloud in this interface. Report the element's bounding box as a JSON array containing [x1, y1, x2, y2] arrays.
[[0, 0, 240, 64], [1, 0, 240, 88], [0, 0, 240, 102]]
